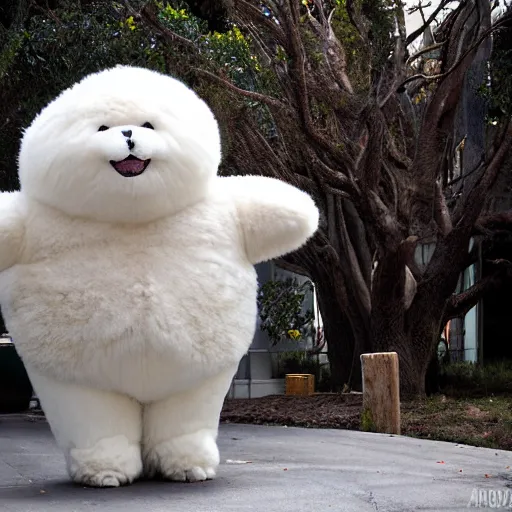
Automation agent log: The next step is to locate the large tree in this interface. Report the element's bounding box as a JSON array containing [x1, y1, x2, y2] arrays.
[[140, 0, 512, 395], [1, 0, 511, 395]]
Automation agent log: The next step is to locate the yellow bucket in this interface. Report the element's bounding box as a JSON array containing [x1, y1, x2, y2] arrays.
[[285, 374, 315, 396]]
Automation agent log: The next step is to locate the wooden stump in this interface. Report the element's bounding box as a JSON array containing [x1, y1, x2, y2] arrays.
[[285, 374, 315, 396], [360, 352, 400, 435]]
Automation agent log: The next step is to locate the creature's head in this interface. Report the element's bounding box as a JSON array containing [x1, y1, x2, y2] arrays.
[[18, 66, 221, 223]]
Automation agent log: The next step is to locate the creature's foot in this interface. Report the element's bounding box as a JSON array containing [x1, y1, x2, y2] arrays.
[[68, 435, 142, 488], [144, 428, 219, 482], [25, 369, 143, 488], [142, 369, 238, 482]]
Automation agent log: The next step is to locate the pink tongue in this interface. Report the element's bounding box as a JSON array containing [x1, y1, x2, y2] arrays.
[[114, 159, 145, 173]]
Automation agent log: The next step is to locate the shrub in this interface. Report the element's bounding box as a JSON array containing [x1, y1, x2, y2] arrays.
[[439, 360, 512, 396]]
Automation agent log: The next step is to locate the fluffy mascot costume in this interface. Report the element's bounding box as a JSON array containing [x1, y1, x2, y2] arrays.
[[0, 66, 319, 487]]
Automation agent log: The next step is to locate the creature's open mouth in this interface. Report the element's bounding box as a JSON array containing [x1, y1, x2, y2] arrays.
[[110, 155, 151, 177]]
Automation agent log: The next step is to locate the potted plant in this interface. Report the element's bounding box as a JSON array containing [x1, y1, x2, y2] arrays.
[[257, 277, 315, 347]]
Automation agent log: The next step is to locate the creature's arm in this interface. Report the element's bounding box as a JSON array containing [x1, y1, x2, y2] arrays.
[[0, 192, 25, 272], [222, 175, 319, 265]]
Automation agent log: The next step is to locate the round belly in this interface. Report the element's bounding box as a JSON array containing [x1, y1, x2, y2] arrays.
[[0, 256, 257, 401]]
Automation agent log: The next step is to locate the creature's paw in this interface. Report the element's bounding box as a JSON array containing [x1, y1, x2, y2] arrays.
[[67, 435, 142, 488], [164, 464, 217, 483], [77, 470, 129, 488], [144, 429, 219, 483]]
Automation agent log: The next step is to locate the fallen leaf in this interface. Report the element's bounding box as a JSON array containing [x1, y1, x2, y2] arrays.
[[467, 406, 488, 419], [459, 469, 463, 472], [283, 468, 288, 471], [506, 466, 510, 470], [485, 474, 491, 478], [436, 461, 445, 464]]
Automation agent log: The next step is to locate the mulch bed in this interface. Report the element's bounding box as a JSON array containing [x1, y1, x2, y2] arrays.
[[221, 393, 363, 429], [221, 393, 512, 451]]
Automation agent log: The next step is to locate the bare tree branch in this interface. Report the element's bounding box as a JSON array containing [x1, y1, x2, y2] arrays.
[[193, 68, 287, 109], [410, 0, 491, 195], [444, 263, 511, 321], [274, 258, 311, 279], [406, 42, 445, 67], [406, 0, 452, 45], [474, 210, 512, 234], [433, 179, 453, 236], [346, 0, 370, 42], [399, 10, 512, 90], [454, 121, 512, 225]]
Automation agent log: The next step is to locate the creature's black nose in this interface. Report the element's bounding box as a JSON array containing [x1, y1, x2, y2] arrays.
[[127, 139, 135, 150], [122, 129, 132, 138]]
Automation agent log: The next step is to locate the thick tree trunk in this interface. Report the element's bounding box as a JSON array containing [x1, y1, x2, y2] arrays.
[[312, 265, 371, 392], [319, 299, 360, 391], [369, 240, 447, 397], [320, 280, 438, 396], [372, 309, 440, 397], [393, 330, 430, 397], [322, 309, 357, 391], [374, 331, 426, 396], [369, 242, 420, 396], [310, 242, 438, 395]]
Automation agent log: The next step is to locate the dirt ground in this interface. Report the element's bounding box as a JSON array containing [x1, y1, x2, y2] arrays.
[[221, 393, 512, 451]]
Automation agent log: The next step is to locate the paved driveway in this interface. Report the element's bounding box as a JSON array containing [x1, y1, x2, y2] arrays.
[[0, 414, 510, 511]]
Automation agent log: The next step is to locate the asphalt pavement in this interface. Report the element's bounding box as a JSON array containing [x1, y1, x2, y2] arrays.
[[0, 414, 511, 511]]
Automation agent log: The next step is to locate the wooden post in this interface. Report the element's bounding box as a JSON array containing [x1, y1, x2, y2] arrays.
[[360, 352, 400, 435]]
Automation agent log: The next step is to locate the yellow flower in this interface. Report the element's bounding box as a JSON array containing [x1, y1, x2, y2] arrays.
[[287, 329, 301, 340], [121, 16, 136, 31], [164, 4, 188, 20]]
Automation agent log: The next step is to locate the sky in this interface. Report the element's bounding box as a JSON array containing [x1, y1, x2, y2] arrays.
[[404, 0, 509, 36]]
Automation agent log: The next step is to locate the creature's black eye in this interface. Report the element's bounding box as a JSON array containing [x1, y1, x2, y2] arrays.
[[142, 122, 154, 130], [98, 125, 109, 132]]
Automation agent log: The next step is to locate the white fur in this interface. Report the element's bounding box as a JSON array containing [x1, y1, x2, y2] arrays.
[[0, 66, 319, 487], [18, 66, 221, 224], [0, 192, 25, 272], [222, 175, 320, 264], [28, 369, 142, 487], [143, 368, 236, 481]]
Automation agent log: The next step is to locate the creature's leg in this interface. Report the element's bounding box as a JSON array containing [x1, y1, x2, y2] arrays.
[[28, 369, 142, 487], [142, 367, 236, 482]]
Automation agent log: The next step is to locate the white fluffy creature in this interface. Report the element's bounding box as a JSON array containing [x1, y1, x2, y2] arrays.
[[0, 65, 319, 487]]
